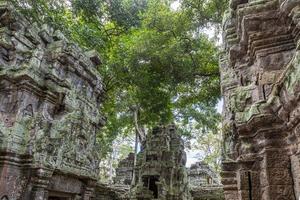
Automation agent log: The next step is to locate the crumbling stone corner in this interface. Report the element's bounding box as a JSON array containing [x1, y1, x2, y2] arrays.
[[221, 0, 300, 200], [0, 1, 105, 199]]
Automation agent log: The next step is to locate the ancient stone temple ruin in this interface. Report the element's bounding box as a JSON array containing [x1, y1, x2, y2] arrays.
[[95, 183, 130, 200], [188, 162, 224, 200], [188, 162, 220, 187], [221, 0, 300, 199], [112, 132, 225, 200], [130, 125, 192, 200], [114, 153, 135, 185], [0, 2, 105, 199]]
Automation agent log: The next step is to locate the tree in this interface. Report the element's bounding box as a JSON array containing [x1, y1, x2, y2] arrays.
[[182, 0, 229, 29], [191, 126, 223, 173], [106, 0, 221, 139], [12, 0, 228, 170]]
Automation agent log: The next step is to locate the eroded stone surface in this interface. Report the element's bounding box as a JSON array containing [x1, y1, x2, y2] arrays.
[[188, 162, 220, 187], [188, 162, 224, 200], [221, 0, 300, 199], [112, 136, 225, 200], [130, 125, 192, 200], [0, 1, 105, 199], [95, 183, 130, 200], [114, 153, 134, 185]]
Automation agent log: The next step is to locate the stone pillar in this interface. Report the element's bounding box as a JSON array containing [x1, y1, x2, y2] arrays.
[[31, 188, 49, 200], [291, 154, 300, 199], [221, 161, 238, 200], [237, 170, 251, 200], [82, 180, 97, 200], [237, 161, 259, 200], [260, 129, 295, 200], [30, 168, 53, 200], [0, 153, 31, 199], [260, 148, 294, 200]]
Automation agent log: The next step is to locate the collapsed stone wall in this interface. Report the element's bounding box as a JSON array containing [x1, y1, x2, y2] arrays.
[[221, 0, 300, 199], [0, 1, 105, 199]]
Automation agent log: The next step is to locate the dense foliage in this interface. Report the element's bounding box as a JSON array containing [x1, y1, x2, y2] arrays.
[[13, 0, 228, 169]]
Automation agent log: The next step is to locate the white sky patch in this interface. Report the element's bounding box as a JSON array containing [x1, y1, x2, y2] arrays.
[[202, 26, 222, 46], [63, 0, 71, 7], [217, 99, 223, 114], [186, 150, 199, 167], [171, 0, 181, 11]]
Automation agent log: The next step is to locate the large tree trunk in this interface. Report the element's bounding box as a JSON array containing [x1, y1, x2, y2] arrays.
[[131, 128, 139, 185], [133, 107, 145, 142], [131, 107, 146, 186], [108, 152, 113, 183]]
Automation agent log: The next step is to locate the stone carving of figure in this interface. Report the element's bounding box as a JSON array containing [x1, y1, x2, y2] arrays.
[[22, 104, 33, 117], [222, 126, 238, 161]]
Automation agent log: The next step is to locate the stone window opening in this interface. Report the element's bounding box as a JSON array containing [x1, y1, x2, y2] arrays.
[[143, 176, 159, 199], [248, 171, 252, 200], [48, 192, 73, 200], [207, 176, 212, 185]]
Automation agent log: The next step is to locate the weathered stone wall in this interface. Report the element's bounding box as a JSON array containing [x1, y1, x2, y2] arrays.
[[113, 153, 134, 185], [188, 162, 224, 200], [221, 0, 300, 199], [188, 162, 220, 187], [0, 1, 105, 199], [190, 187, 224, 200], [130, 125, 192, 200], [95, 183, 129, 200], [112, 138, 225, 200]]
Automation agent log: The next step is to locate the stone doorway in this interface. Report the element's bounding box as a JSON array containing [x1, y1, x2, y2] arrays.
[[48, 191, 73, 200], [142, 176, 159, 198]]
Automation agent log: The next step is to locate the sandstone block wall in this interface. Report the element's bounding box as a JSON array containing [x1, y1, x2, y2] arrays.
[[221, 0, 300, 199], [95, 184, 129, 200], [130, 125, 192, 200], [188, 162, 224, 200], [112, 134, 225, 200], [113, 153, 134, 185], [0, 1, 105, 199]]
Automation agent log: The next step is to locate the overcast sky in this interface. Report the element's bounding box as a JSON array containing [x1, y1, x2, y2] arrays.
[[171, 1, 181, 10]]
